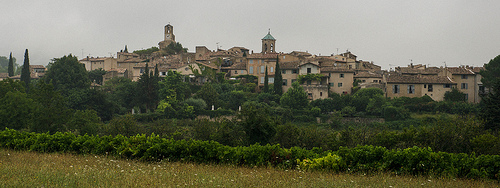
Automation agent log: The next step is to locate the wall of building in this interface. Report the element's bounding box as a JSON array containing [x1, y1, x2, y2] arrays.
[[327, 72, 354, 94]]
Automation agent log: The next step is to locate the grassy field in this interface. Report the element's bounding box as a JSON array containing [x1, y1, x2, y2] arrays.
[[0, 149, 498, 187]]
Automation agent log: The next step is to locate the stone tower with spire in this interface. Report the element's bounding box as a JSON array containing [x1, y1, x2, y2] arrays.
[[261, 29, 276, 53]]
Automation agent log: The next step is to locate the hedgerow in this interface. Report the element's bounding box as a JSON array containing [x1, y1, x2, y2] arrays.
[[0, 128, 498, 180]]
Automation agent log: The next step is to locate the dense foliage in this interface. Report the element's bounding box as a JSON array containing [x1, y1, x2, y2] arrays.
[[0, 128, 499, 180]]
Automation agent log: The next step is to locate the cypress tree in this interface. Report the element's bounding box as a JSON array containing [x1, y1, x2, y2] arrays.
[[263, 65, 269, 93], [8, 52, 14, 77], [20, 49, 30, 92], [273, 56, 283, 95]]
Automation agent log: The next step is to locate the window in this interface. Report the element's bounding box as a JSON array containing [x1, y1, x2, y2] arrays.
[[185, 67, 189, 71], [269, 77, 274, 83], [249, 67, 254, 74], [249, 60, 253, 64], [461, 83, 468, 89], [320, 92, 323, 97], [329, 73, 331, 77], [270, 67, 274, 73], [308, 93, 313, 98], [465, 94, 469, 101], [292, 69, 298, 74], [329, 83, 334, 87], [260, 66, 265, 73], [283, 79, 287, 86], [241, 70, 244, 74], [260, 77, 264, 84], [338, 83, 343, 87], [428, 84, 433, 92], [283, 55, 286, 59], [444, 84, 451, 88], [261, 60, 264, 64], [307, 68, 312, 73], [140, 68, 144, 73], [292, 79, 297, 83], [340, 73, 344, 78], [393, 85, 399, 94], [408, 85, 415, 94], [461, 75, 468, 79], [234, 70, 238, 74], [282, 70, 286, 74]]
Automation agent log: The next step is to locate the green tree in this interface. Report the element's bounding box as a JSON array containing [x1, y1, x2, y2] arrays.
[[239, 102, 276, 144], [159, 70, 190, 101], [280, 81, 308, 109], [67, 110, 102, 135], [263, 66, 269, 93], [103, 77, 137, 114], [20, 49, 30, 92], [351, 88, 384, 112], [273, 56, 283, 95], [479, 79, 500, 130], [88, 68, 107, 85], [43, 54, 90, 95], [66, 89, 118, 121], [8, 52, 14, 77], [136, 63, 159, 112], [196, 83, 219, 109], [133, 47, 160, 56], [0, 91, 36, 130], [164, 42, 188, 55], [480, 54, 500, 88], [444, 88, 466, 102], [29, 80, 72, 132]]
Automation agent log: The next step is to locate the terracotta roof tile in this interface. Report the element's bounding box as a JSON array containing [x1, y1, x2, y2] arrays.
[[446, 67, 475, 75], [279, 61, 300, 69], [354, 71, 383, 78], [396, 67, 441, 74], [107, 68, 127, 74], [320, 67, 355, 73], [223, 62, 246, 70], [387, 74, 455, 84], [247, 53, 279, 59]]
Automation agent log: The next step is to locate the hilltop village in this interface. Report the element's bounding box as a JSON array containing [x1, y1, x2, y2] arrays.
[[5, 24, 484, 103]]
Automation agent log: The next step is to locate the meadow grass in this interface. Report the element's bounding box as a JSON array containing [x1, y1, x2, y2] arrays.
[[0, 149, 498, 187]]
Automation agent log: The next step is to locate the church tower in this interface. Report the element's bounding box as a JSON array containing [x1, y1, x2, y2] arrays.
[[164, 24, 175, 41], [159, 24, 176, 50], [261, 30, 276, 53]]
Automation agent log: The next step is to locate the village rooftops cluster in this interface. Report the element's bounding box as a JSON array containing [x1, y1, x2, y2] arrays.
[[73, 24, 486, 103]]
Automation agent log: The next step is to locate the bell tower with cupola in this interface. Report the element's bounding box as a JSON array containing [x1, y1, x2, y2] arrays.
[[261, 29, 276, 53]]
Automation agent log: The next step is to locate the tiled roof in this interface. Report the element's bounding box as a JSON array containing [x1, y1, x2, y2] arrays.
[[279, 61, 299, 69], [299, 61, 319, 67], [122, 58, 145, 63], [354, 71, 383, 78], [289, 51, 312, 57], [387, 74, 455, 84], [30, 65, 45, 69], [446, 67, 475, 75], [223, 62, 246, 70], [262, 32, 276, 40], [197, 61, 219, 69], [247, 52, 279, 59], [107, 68, 127, 74], [320, 67, 355, 73], [396, 67, 441, 75], [472, 67, 484, 73]]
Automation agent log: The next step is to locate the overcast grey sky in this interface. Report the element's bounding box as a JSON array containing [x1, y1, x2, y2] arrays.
[[2, 0, 499, 70]]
